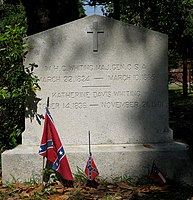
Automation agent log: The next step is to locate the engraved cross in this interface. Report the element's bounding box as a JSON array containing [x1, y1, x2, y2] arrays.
[[87, 21, 104, 52]]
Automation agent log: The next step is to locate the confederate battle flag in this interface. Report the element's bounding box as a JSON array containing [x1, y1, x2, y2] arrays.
[[85, 154, 99, 180], [150, 161, 166, 185], [39, 107, 73, 181]]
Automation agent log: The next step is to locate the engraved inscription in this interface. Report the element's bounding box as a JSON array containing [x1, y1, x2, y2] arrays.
[[101, 101, 139, 109], [40, 75, 90, 83], [51, 90, 141, 99], [107, 74, 131, 81], [38, 101, 165, 110], [44, 63, 146, 72], [63, 102, 87, 109], [37, 62, 164, 111], [52, 91, 91, 99], [39, 63, 156, 84]]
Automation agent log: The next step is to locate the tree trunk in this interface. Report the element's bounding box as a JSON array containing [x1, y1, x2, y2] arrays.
[[113, 0, 120, 20], [21, 0, 80, 35], [183, 58, 188, 97]]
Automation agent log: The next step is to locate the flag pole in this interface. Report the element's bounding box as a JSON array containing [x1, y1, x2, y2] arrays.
[[46, 97, 49, 109], [42, 157, 45, 184], [88, 130, 91, 156], [42, 97, 50, 185], [149, 159, 155, 177]]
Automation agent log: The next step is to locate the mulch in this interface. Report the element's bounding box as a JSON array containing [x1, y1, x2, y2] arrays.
[[1, 175, 193, 200]]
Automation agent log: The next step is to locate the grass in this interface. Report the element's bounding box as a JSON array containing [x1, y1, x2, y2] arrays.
[[169, 85, 193, 147]]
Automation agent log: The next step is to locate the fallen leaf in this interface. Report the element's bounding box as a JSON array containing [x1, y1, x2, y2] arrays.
[[107, 184, 116, 189], [118, 182, 133, 189], [139, 187, 150, 193], [97, 185, 106, 190], [149, 185, 168, 192], [123, 190, 133, 196], [0, 188, 8, 193], [20, 191, 30, 198], [137, 192, 146, 197], [32, 184, 43, 193], [55, 184, 63, 188], [143, 144, 154, 148], [82, 192, 91, 197], [115, 196, 122, 199], [54, 194, 70, 200], [64, 187, 74, 192], [56, 188, 64, 194]]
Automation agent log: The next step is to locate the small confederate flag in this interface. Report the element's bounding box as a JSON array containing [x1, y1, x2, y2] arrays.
[[150, 162, 166, 185], [85, 154, 99, 180], [39, 107, 73, 181]]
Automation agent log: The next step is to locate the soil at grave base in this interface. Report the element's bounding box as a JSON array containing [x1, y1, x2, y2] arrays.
[[0, 175, 193, 200]]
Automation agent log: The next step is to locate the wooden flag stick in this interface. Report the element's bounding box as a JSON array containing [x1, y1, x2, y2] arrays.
[[88, 131, 91, 156], [47, 97, 49, 108], [42, 97, 50, 185], [42, 156, 45, 184], [149, 159, 155, 177]]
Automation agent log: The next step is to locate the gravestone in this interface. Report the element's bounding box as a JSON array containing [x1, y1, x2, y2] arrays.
[[2, 15, 193, 185]]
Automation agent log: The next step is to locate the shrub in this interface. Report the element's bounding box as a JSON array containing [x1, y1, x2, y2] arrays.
[[0, 23, 39, 152]]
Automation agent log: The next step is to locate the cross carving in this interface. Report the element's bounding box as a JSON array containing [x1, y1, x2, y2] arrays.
[[87, 21, 104, 52]]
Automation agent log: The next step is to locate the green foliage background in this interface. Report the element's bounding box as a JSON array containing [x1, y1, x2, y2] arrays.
[[102, 0, 193, 65], [0, 3, 39, 152]]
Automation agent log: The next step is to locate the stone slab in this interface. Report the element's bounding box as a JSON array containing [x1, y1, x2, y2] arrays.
[[2, 142, 193, 185], [23, 15, 172, 146]]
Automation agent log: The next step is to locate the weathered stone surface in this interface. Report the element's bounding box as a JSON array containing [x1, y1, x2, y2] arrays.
[[2, 142, 193, 185], [23, 15, 172, 146]]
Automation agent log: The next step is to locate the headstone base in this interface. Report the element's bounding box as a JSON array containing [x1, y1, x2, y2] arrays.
[[2, 142, 193, 185]]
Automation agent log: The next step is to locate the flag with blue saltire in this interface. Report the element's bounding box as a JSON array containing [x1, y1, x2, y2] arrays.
[[150, 161, 166, 185], [39, 107, 73, 181], [85, 154, 99, 180]]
